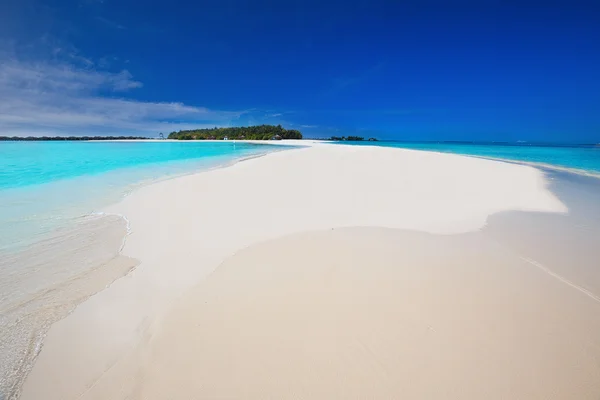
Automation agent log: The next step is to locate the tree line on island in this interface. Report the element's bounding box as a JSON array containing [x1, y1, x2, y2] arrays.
[[0, 136, 149, 141], [0, 127, 379, 142], [311, 136, 378, 141], [167, 125, 302, 140], [329, 136, 378, 141]]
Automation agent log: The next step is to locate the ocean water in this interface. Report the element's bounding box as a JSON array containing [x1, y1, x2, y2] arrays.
[[0, 141, 280, 252], [342, 142, 600, 176], [0, 140, 281, 399]]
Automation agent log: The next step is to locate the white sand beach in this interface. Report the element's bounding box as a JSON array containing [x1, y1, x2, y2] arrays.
[[20, 143, 600, 399]]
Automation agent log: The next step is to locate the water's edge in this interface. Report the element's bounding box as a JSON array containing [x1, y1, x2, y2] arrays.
[[332, 141, 600, 178], [465, 154, 600, 180], [1, 146, 289, 400], [0, 215, 138, 400]]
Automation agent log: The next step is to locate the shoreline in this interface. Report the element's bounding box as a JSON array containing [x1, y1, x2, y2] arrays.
[[1, 143, 285, 253], [18, 143, 578, 399], [40, 138, 600, 178], [325, 141, 600, 179], [467, 154, 600, 180], [0, 145, 291, 400], [0, 214, 138, 400]]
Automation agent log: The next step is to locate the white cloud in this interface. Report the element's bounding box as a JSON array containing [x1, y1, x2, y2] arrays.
[[0, 61, 143, 92], [300, 124, 318, 128], [0, 59, 245, 137]]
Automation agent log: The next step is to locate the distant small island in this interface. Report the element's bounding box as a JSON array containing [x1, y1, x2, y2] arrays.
[[0, 129, 381, 142], [168, 125, 302, 140], [327, 136, 378, 142], [0, 136, 149, 141]]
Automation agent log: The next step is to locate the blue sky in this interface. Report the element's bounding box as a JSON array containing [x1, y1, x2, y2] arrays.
[[1, 0, 599, 142]]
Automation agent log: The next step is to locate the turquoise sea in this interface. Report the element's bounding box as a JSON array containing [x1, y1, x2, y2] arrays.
[[2, 140, 598, 253], [0, 140, 283, 398], [0, 141, 278, 252], [343, 141, 600, 175], [0, 140, 281, 189]]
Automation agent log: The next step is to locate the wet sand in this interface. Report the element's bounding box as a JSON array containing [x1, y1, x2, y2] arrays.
[[135, 226, 600, 399], [0, 215, 137, 400]]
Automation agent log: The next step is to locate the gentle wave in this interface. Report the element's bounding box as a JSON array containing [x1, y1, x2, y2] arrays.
[[0, 214, 136, 400]]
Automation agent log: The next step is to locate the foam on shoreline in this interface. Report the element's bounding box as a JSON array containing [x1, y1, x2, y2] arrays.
[[0, 214, 137, 400]]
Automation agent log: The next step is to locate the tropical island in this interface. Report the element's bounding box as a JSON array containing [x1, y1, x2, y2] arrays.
[[311, 136, 378, 141], [168, 125, 302, 140], [329, 136, 378, 141], [0, 136, 149, 141]]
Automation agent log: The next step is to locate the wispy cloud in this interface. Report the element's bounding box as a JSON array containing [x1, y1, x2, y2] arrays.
[[95, 16, 126, 30], [0, 61, 142, 92], [300, 124, 318, 128], [0, 58, 246, 137]]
